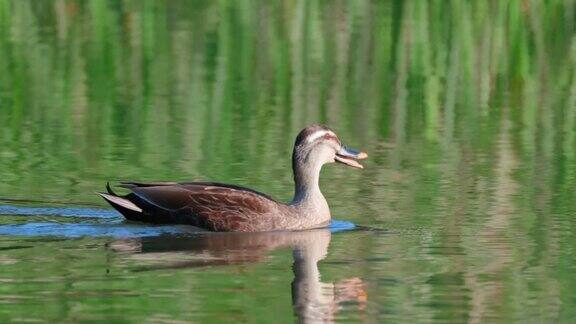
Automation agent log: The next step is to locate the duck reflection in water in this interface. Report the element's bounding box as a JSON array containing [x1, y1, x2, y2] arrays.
[[109, 228, 366, 323]]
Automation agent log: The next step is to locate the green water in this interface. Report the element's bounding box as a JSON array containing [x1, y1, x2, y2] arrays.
[[1, 0, 576, 322]]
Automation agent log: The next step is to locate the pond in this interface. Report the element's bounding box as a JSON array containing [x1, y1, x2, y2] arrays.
[[1, 1, 575, 322]]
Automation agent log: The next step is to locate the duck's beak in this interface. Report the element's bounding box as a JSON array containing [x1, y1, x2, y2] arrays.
[[335, 145, 368, 169]]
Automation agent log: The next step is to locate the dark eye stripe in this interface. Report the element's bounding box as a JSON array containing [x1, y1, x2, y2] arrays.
[[322, 133, 340, 144]]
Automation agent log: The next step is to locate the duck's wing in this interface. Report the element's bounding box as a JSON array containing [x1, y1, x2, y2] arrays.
[[120, 181, 278, 202], [100, 182, 281, 231]]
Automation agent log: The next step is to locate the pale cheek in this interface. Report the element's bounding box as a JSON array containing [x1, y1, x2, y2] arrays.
[[324, 153, 337, 164]]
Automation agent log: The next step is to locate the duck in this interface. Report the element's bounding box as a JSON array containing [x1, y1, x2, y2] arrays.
[[99, 124, 368, 232]]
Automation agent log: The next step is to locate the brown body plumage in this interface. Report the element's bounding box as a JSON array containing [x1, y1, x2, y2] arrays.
[[99, 125, 367, 232]]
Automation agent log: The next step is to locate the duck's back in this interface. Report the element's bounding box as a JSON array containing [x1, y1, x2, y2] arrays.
[[100, 182, 291, 232]]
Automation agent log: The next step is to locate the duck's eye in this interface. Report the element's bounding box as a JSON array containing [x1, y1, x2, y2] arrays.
[[305, 130, 339, 145], [322, 133, 339, 144]]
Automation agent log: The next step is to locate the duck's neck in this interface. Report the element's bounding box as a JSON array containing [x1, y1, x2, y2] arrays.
[[290, 161, 331, 222]]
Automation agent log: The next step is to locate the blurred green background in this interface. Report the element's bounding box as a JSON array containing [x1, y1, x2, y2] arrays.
[[1, 0, 576, 322]]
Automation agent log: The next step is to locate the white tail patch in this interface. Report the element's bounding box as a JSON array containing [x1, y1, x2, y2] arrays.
[[99, 193, 143, 213]]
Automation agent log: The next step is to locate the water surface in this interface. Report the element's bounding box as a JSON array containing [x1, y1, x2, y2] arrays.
[[1, 1, 576, 322]]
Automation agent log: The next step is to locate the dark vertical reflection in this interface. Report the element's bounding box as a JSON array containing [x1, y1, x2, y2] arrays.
[[110, 229, 366, 323]]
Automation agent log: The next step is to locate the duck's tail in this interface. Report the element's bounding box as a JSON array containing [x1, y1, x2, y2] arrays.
[[99, 182, 144, 220]]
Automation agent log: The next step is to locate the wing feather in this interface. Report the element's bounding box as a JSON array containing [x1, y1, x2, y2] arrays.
[[119, 182, 280, 231]]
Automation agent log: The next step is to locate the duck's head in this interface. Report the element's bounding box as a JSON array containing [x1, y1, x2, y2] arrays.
[[292, 124, 368, 171]]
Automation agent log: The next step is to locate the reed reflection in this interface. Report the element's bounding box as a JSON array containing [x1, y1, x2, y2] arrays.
[[110, 229, 366, 323]]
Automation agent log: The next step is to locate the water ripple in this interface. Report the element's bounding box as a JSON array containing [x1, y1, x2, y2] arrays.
[[0, 205, 118, 219], [0, 204, 357, 237], [0, 222, 200, 238]]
